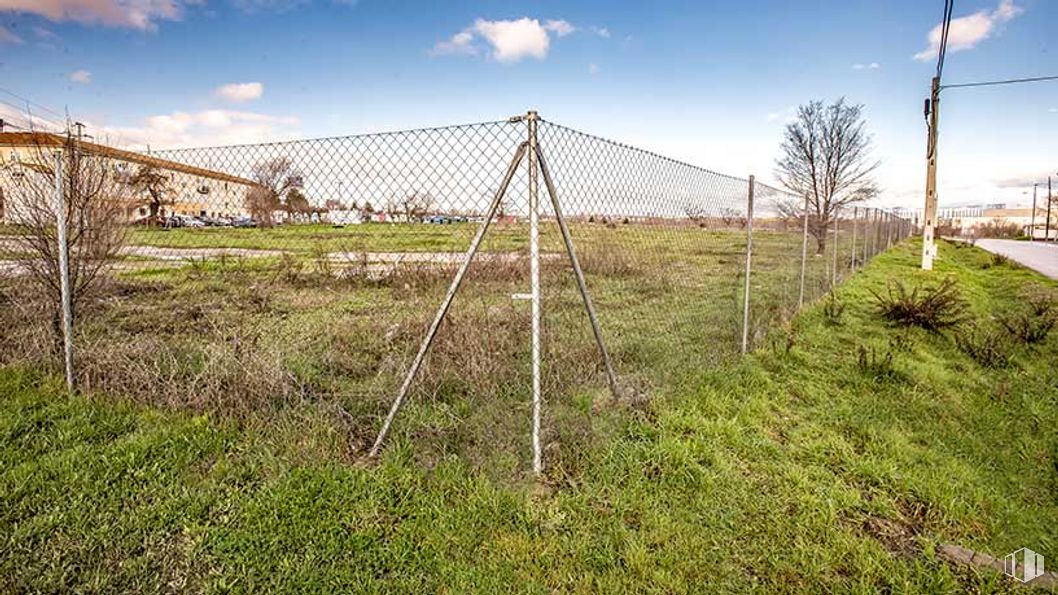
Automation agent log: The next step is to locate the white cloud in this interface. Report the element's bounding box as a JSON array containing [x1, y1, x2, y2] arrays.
[[231, 0, 356, 12], [0, 24, 23, 44], [589, 63, 599, 75], [101, 109, 300, 149], [852, 62, 881, 70], [214, 82, 264, 103], [914, 0, 1023, 61], [69, 69, 92, 84], [0, 0, 199, 30], [473, 17, 550, 63], [431, 29, 478, 56], [32, 25, 57, 40], [590, 26, 610, 38], [544, 19, 575, 37], [433, 17, 593, 63], [766, 106, 797, 124]]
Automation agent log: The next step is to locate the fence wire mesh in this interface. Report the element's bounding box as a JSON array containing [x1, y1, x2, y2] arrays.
[[0, 115, 912, 473]]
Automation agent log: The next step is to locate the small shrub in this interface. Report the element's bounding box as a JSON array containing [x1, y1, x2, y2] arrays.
[[870, 277, 969, 332], [982, 252, 1010, 269], [999, 311, 1056, 345], [888, 331, 914, 353], [955, 324, 1015, 368], [822, 291, 845, 325], [857, 345, 895, 380], [997, 284, 1058, 345], [1024, 284, 1058, 317], [768, 324, 796, 356]]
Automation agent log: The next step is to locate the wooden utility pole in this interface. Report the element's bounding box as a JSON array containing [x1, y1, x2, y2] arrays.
[[921, 76, 940, 270]]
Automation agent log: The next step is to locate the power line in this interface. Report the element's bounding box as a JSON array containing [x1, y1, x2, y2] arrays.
[[936, 0, 954, 80], [941, 74, 1058, 90], [0, 99, 67, 133], [0, 86, 68, 123]]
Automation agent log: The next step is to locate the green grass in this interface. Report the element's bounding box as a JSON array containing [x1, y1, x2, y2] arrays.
[[2, 238, 1056, 592]]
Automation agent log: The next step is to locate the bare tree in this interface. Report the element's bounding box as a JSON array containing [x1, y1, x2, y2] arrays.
[[775, 98, 879, 254], [129, 164, 174, 225], [245, 157, 301, 227], [284, 188, 313, 223], [3, 134, 129, 350], [684, 204, 709, 227], [719, 206, 747, 229], [401, 190, 435, 222]]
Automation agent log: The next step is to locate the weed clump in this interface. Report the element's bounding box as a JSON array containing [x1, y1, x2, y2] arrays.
[[822, 291, 845, 325], [981, 252, 1011, 269], [870, 277, 969, 332], [998, 285, 1057, 345], [856, 344, 896, 380], [955, 324, 1015, 368]]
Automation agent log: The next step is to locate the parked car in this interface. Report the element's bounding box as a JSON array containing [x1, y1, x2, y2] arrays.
[[232, 217, 258, 228], [201, 216, 232, 227]]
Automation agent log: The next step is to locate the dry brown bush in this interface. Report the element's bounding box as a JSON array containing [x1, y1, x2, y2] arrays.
[[3, 134, 128, 355]]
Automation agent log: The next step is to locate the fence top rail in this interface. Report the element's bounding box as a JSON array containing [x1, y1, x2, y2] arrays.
[[537, 117, 761, 189], [149, 112, 803, 199], [151, 118, 519, 154]]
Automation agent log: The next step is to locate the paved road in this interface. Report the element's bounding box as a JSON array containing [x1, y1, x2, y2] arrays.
[[975, 239, 1058, 280]]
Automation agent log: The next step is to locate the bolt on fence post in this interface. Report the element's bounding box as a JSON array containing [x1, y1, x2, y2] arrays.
[[741, 176, 754, 355], [527, 110, 543, 476], [850, 206, 858, 271], [53, 150, 75, 392], [797, 193, 809, 309]]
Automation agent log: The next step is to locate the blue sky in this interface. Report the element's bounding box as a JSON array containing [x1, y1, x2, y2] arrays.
[[0, 0, 1055, 208]]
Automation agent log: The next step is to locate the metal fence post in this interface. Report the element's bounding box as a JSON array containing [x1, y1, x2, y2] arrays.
[[870, 209, 878, 260], [527, 111, 543, 476], [860, 209, 867, 267], [830, 208, 839, 288], [850, 206, 858, 271], [797, 193, 809, 309], [53, 150, 75, 392], [740, 176, 754, 354]]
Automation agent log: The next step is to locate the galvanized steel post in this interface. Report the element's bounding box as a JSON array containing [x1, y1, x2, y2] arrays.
[[850, 206, 858, 271], [527, 111, 543, 475], [741, 176, 754, 354], [797, 193, 809, 309], [53, 150, 75, 392]]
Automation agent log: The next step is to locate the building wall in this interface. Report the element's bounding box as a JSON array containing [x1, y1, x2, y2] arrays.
[[0, 144, 253, 223]]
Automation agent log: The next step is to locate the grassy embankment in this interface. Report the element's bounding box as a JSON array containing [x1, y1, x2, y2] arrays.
[[3, 238, 1054, 592]]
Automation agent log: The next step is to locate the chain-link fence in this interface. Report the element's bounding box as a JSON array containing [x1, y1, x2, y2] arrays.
[[0, 114, 912, 473]]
